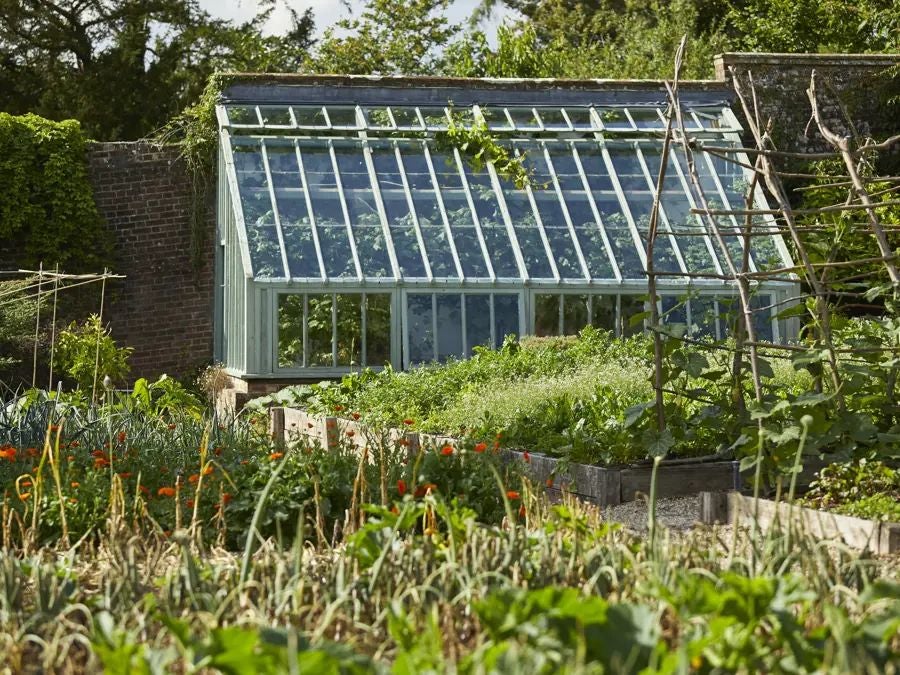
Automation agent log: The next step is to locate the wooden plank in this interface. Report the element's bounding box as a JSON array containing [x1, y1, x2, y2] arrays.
[[699, 491, 730, 524], [620, 462, 738, 502], [728, 493, 899, 554]]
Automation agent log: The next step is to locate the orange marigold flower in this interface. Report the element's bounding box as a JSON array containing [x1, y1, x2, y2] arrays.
[[522, 451, 530, 463], [545, 477, 554, 488], [345, 430, 355, 438], [240, 459, 250, 465], [26, 448, 39, 458], [214, 446, 223, 456], [492, 441, 500, 450], [440, 445, 453, 456], [21, 480, 32, 488], [269, 452, 284, 461], [158, 487, 176, 497], [333, 404, 344, 412], [167, 423, 177, 431], [473, 442, 487, 453], [91, 450, 106, 458], [402, 418, 414, 426], [390, 505, 399, 515], [397, 479, 407, 496], [222, 493, 233, 505], [0, 446, 16, 461], [69, 497, 78, 504], [71, 481, 80, 488], [202, 465, 214, 476], [117, 431, 126, 443], [352, 412, 360, 420], [188, 474, 200, 484], [518, 504, 526, 518], [69, 441, 80, 448], [495, 432, 502, 440], [118, 472, 132, 479], [506, 490, 520, 500], [186, 499, 195, 509], [19, 492, 30, 501], [139, 485, 149, 495], [94, 458, 110, 469]]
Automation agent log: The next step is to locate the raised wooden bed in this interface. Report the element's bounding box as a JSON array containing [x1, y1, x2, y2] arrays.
[[269, 407, 742, 506], [699, 491, 900, 555]]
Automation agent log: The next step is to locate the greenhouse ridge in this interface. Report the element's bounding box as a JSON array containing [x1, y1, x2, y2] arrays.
[[216, 73, 796, 379]]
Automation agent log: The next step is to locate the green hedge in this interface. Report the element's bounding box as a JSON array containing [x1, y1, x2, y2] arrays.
[[0, 113, 110, 271]]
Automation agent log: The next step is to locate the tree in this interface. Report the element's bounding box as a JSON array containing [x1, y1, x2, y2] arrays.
[[0, 0, 315, 140]]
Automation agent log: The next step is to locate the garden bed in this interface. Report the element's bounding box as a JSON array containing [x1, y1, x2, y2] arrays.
[[699, 491, 900, 555], [271, 406, 742, 506]]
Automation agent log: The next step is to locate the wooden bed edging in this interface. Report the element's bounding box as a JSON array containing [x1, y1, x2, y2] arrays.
[[269, 406, 742, 506], [698, 491, 900, 555]]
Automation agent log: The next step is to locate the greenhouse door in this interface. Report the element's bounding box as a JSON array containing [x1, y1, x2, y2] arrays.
[[401, 291, 525, 368]]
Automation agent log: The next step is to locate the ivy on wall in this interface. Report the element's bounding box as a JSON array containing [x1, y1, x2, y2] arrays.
[[0, 113, 111, 272]]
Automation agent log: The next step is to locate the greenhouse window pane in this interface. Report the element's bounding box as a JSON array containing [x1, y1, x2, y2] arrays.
[[574, 145, 614, 192], [277, 295, 304, 368], [302, 147, 356, 277], [307, 294, 334, 367], [258, 106, 293, 126], [690, 108, 724, 129], [411, 193, 460, 278], [365, 294, 392, 366], [437, 294, 463, 361], [595, 107, 632, 130], [465, 294, 492, 355], [628, 108, 665, 129], [662, 296, 687, 328], [234, 143, 282, 278], [292, 106, 328, 127], [537, 108, 569, 130], [267, 145, 320, 278], [533, 193, 586, 280], [336, 294, 362, 366], [463, 165, 520, 278], [335, 146, 393, 277], [689, 296, 719, 338], [592, 192, 644, 278], [507, 107, 540, 130], [227, 105, 260, 125], [371, 146, 427, 277], [535, 294, 560, 336], [419, 107, 449, 129], [326, 107, 359, 128], [591, 296, 616, 332], [500, 185, 554, 279], [563, 108, 596, 130], [480, 107, 513, 130], [563, 295, 589, 334], [621, 296, 645, 336], [407, 294, 434, 364], [751, 294, 774, 342], [494, 294, 520, 346], [363, 107, 394, 128], [390, 107, 423, 129]]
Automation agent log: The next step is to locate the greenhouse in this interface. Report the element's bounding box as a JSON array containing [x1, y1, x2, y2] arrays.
[[214, 75, 796, 380]]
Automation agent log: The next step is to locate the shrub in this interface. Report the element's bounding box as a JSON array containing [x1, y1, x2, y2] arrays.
[[56, 314, 132, 393]]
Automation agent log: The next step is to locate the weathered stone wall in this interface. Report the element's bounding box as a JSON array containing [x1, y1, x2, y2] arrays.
[[715, 53, 900, 155], [86, 142, 214, 381]]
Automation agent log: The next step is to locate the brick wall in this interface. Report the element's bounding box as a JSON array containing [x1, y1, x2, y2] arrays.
[[715, 53, 900, 155], [86, 142, 214, 381]]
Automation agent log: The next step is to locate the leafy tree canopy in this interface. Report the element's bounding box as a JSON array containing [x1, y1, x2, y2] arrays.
[[0, 0, 315, 140]]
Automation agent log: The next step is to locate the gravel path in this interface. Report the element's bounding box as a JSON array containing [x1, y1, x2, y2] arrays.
[[603, 495, 701, 532]]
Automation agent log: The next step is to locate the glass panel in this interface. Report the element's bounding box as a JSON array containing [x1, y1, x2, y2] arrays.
[[268, 144, 319, 278], [465, 294, 491, 355], [371, 145, 427, 277], [336, 294, 362, 367], [234, 143, 282, 278], [430, 151, 490, 277], [751, 293, 774, 342], [335, 146, 393, 277], [292, 106, 328, 127], [506, 107, 540, 129], [463, 164, 520, 278], [419, 107, 449, 129], [307, 294, 334, 367], [641, 147, 717, 274], [390, 107, 423, 129], [412, 193, 459, 278], [661, 296, 687, 329], [564, 108, 596, 130], [480, 107, 513, 130], [628, 108, 665, 129], [690, 296, 718, 338], [691, 108, 725, 129], [563, 295, 589, 334], [591, 296, 616, 332], [326, 107, 359, 128], [407, 294, 434, 364], [534, 294, 560, 336], [595, 107, 631, 130], [258, 106, 293, 126], [690, 148, 751, 270], [436, 294, 463, 361], [277, 295, 304, 368], [537, 108, 569, 130], [365, 294, 392, 366], [533, 192, 585, 280], [494, 294, 520, 347], [303, 146, 356, 278], [501, 184, 554, 279], [227, 105, 259, 125], [363, 107, 394, 129], [609, 147, 681, 274], [621, 295, 645, 336]]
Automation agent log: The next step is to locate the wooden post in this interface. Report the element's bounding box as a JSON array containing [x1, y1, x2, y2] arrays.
[[269, 407, 285, 448], [699, 491, 731, 524]]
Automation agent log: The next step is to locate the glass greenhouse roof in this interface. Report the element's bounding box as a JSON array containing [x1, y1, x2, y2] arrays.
[[218, 80, 792, 285]]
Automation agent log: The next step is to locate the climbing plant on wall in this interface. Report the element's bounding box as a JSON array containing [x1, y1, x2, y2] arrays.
[[0, 113, 111, 272]]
